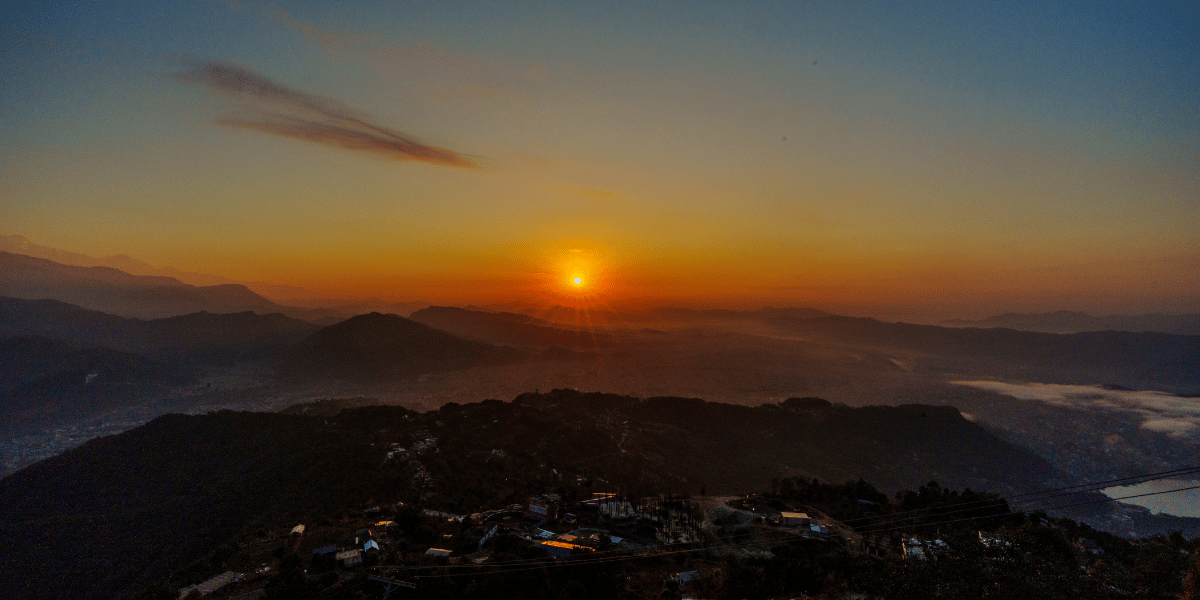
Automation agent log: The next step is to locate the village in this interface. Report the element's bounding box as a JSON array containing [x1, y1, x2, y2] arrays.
[[174, 483, 840, 599], [152, 399, 1195, 600]]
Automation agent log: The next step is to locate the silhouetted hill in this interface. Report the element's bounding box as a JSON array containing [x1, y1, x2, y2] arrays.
[[509, 389, 1060, 495], [0, 336, 101, 390], [0, 252, 342, 321], [0, 296, 320, 359], [769, 315, 1200, 393], [944, 310, 1200, 335], [0, 391, 1065, 600], [282, 312, 523, 380], [0, 411, 392, 600], [136, 310, 321, 357], [0, 336, 190, 436], [409, 305, 618, 348], [0, 296, 129, 348], [0, 250, 184, 292]]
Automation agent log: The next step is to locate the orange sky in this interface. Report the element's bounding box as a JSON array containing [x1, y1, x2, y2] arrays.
[[3, 1, 1198, 317]]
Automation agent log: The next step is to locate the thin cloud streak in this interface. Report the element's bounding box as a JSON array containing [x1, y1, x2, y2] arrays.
[[175, 59, 477, 168]]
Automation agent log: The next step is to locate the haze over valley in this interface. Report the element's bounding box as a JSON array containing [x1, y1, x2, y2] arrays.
[[3, 248, 1198, 523]]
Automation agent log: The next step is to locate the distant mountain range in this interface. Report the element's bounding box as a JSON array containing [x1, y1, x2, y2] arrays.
[[628, 306, 831, 323], [943, 310, 1200, 335], [768, 314, 1200, 394], [0, 234, 315, 300], [0, 297, 325, 437], [0, 297, 588, 381], [0, 251, 343, 321], [281, 312, 524, 381], [0, 301, 552, 437], [471, 303, 832, 329], [0, 299, 608, 438], [0, 296, 320, 358]]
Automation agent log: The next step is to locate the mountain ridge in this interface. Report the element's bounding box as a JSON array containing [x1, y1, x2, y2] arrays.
[[943, 310, 1200, 335], [0, 251, 343, 322], [0, 296, 320, 357], [0, 234, 315, 300], [768, 314, 1200, 394], [282, 312, 523, 380], [409, 305, 620, 348]]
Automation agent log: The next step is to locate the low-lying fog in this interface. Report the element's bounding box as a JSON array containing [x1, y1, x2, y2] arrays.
[[952, 381, 1200, 439]]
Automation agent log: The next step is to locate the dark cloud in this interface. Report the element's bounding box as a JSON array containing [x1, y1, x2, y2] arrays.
[[175, 59, 477, 168]]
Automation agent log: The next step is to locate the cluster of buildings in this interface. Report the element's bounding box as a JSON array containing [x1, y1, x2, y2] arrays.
[[409, 434, 438, 454], [902, 537, 949, 561], [174, 489, 847, 597], [308, 520, 396, 571], [386, 433, 438, 489], [900, 530, 1106, 561], [384, 433, 436, 461]]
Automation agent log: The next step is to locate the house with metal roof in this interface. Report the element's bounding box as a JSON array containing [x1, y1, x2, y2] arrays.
[[780, 512, 810, 526]]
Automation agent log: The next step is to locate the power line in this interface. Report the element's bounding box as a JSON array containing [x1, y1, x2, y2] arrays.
[[853, 482, 1200, 536]]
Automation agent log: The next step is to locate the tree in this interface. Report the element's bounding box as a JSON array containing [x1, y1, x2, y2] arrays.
[[1179, 553, 1200, 600]]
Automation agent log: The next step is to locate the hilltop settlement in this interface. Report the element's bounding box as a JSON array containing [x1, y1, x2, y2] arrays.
[[3, 390, 1198, 600]]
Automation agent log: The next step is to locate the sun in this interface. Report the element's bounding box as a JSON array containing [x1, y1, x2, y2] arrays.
[[539, 246, 615, 301]]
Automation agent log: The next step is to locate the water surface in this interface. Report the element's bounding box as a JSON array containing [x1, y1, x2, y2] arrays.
[[1101, 479, 1200, 518]]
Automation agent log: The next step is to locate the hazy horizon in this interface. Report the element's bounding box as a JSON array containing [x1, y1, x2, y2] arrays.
[[4, 232, 1199, 323]]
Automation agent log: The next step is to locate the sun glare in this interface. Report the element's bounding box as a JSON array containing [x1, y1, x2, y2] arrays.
[[540, 247, 615, 301]]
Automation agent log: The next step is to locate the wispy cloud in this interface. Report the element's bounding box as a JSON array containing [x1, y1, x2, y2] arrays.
[[174, 59, 477, 168], [952, 380, 1200, 438]]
